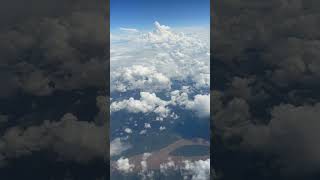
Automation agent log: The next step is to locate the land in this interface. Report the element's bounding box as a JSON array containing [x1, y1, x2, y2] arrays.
[[111, 138, 210, 172]]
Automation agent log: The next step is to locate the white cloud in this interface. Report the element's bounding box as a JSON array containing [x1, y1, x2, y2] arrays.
[[111, 65, 171, 92], [144, 123, 151, 129], [159, 126, 166, 131], [182, 159, 210, 180], [141, 152, 152, 172], [158, 158, 210, 179], [190, 94, 210, 118], [160, 158, 176, 174], [124, 128, 133, 134], [110, 92, 171, 119], [111, 21, 210, 92], [116, 157, 135, 173], [139, 130, 147, 135], [171, 90, 210, 118], [111, 90, 210, 119], [120, 27, 139, 33], [110, 138, 131, 157]]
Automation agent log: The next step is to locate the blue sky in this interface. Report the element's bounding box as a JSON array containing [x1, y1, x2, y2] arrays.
[[110, 0, 210, 31]]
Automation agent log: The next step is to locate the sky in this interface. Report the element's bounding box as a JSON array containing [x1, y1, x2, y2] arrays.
[[110, 0, 210, 31]]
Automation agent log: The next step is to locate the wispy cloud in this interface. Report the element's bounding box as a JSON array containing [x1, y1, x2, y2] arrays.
[[120, 27, 139, 33]]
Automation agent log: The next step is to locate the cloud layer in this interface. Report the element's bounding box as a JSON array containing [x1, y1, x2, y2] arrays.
[[212, 0, 320, 178]]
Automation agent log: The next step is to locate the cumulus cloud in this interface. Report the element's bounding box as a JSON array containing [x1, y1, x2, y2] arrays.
[[110, 21, 210, 179], [212, 0, 320, 178], [110, 92, 171, 119], [182, 159, 210, 180], [0, 113, 106, 164], [0, 94, 108, 167], [0, 0, 108, 179], [0, 9, 107, 97], [111, 65, 171, 92], [124, 128, 133, 134], [242, 103, 320, 174], [116, 157, 135, 173], [160, 158, 177, 174], [159, 158, 210, 180], [144, 123, 151, 129], [159, 126, 166, 131], [139, 130, 147, 135], [140, 152, 152, 172], [190, 95, 210, 118], [111, 90, 210, 120], [171, 90, 210, 118], [111, 21, 209, 92], [110, 138, 131, 157]]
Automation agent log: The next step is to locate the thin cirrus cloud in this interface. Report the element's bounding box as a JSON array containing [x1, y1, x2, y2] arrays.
[[119, 27, 139, 33]]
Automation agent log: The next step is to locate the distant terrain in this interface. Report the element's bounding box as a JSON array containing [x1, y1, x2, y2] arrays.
[[111, 138, 209, 171]]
